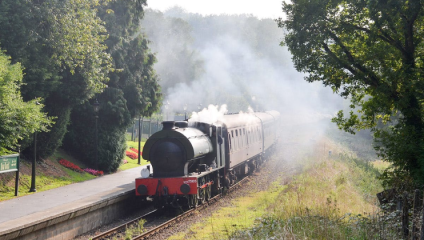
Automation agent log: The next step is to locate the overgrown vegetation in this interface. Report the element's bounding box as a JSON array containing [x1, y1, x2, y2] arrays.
[[169, 134, 387, 239], [230, 155, 386, 239]]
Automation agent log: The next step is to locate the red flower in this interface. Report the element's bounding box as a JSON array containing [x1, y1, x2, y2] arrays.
[[58, 159, 84, 173], [130, 148, 142, 155], [125, 150, 138, 159], [83, 168, 104, 176]]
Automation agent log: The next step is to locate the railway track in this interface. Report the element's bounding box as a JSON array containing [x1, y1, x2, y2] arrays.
[[91, 176, 250, 240]]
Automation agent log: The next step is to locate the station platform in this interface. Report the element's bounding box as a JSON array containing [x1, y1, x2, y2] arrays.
[[0, 165, 149, 240]]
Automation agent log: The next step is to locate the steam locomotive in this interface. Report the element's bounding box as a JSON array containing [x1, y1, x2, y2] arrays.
[[135, 111, 280, 208]]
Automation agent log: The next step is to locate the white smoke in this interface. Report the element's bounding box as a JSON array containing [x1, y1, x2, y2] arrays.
[[188, 104, 228, 124], [142, 9, 354, 165], [188, 104, 270, 128]]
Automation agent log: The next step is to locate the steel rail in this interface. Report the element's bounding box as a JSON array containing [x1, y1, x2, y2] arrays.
[[91, 176, 250, 240], [91, 209, 157, 240], [132, 176, 250, 240]]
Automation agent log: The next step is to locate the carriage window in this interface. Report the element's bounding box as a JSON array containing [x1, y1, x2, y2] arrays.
[[243, 128, 246, 146], [246, 129, 249, 145], [235, 129, 239, 148], [228, 133, 232, 151], [231, 130, 236, 150], [236, 130, 239, 149], [238, 129, 241, 147], [239, 129, 243, 147]]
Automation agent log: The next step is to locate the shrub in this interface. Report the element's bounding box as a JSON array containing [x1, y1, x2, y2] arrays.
[[63, 88, 132, 173]]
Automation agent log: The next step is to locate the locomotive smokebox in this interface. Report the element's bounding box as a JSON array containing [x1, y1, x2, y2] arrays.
[[162, 121, 175, 130], [142, 124, 213, 177]]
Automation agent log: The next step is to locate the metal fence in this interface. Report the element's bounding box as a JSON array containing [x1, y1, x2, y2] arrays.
[[377, 189, 424, 240], [127, 115, 187, 141]]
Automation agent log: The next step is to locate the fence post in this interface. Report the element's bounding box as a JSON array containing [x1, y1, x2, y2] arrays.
[[402, 191, 409, 239], [131, 122, 134, 141], [412, 189, 421, 240], [157, 117, 160, 131], [149, 118, 152, 138], [140, 117, 144, 140], [138, 116, 142, 165]]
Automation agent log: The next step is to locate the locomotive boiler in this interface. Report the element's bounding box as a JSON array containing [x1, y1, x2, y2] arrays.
[[135, 111, 280, 208]]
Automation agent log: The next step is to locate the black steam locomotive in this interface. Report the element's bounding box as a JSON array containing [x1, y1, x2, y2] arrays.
[[135, 111, 280, 208]]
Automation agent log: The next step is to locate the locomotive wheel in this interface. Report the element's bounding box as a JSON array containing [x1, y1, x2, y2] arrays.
[[205, 175, 211, 201], [206, 185, 212, 201], [189, 194, 198, 208], [212, 173, 221, 196], [198, 177, 206, 204], [198, 188, 205, 205]]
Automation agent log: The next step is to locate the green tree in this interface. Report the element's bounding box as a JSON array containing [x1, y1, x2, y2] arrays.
[[64, 0, 161, 172], [278, 0, 424, 185], [0, 0, 112, 159], [0, 49, 52, 154]]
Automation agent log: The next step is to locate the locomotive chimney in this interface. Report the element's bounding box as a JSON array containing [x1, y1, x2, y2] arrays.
[[162, 121, 175, 130], [175, 121, 188, 128]]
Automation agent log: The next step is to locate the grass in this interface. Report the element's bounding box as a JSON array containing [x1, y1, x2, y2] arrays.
[[169, 181, 286, 240], [0, 149, 96, 201], [1, 139, 149, 201], [372, 160, 392, 174], [118, 140, 149, 171], [229, 139, 388, 239]]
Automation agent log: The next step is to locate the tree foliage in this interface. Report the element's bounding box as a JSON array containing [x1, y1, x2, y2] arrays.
[[0, 49, 52, 154], [0, 0, 111, 102], [278, 0, 424, 185], [64, 89, 131, 172], [0, 0, 112, 159], [64, 0, 161, 172]]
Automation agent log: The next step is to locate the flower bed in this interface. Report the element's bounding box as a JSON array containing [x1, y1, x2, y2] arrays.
[[125, 150, 138, 159], [122, 159, 128, 164], [58, 159, 84, 173], [130, 147, 141, 155], [83, 168, 104, 176]]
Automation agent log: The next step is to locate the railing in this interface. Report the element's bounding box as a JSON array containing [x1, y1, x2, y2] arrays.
[[127, 115, 187, 141]]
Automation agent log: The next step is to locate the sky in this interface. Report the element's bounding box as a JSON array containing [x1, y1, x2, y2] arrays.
[[145, 0, 285, 19]]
